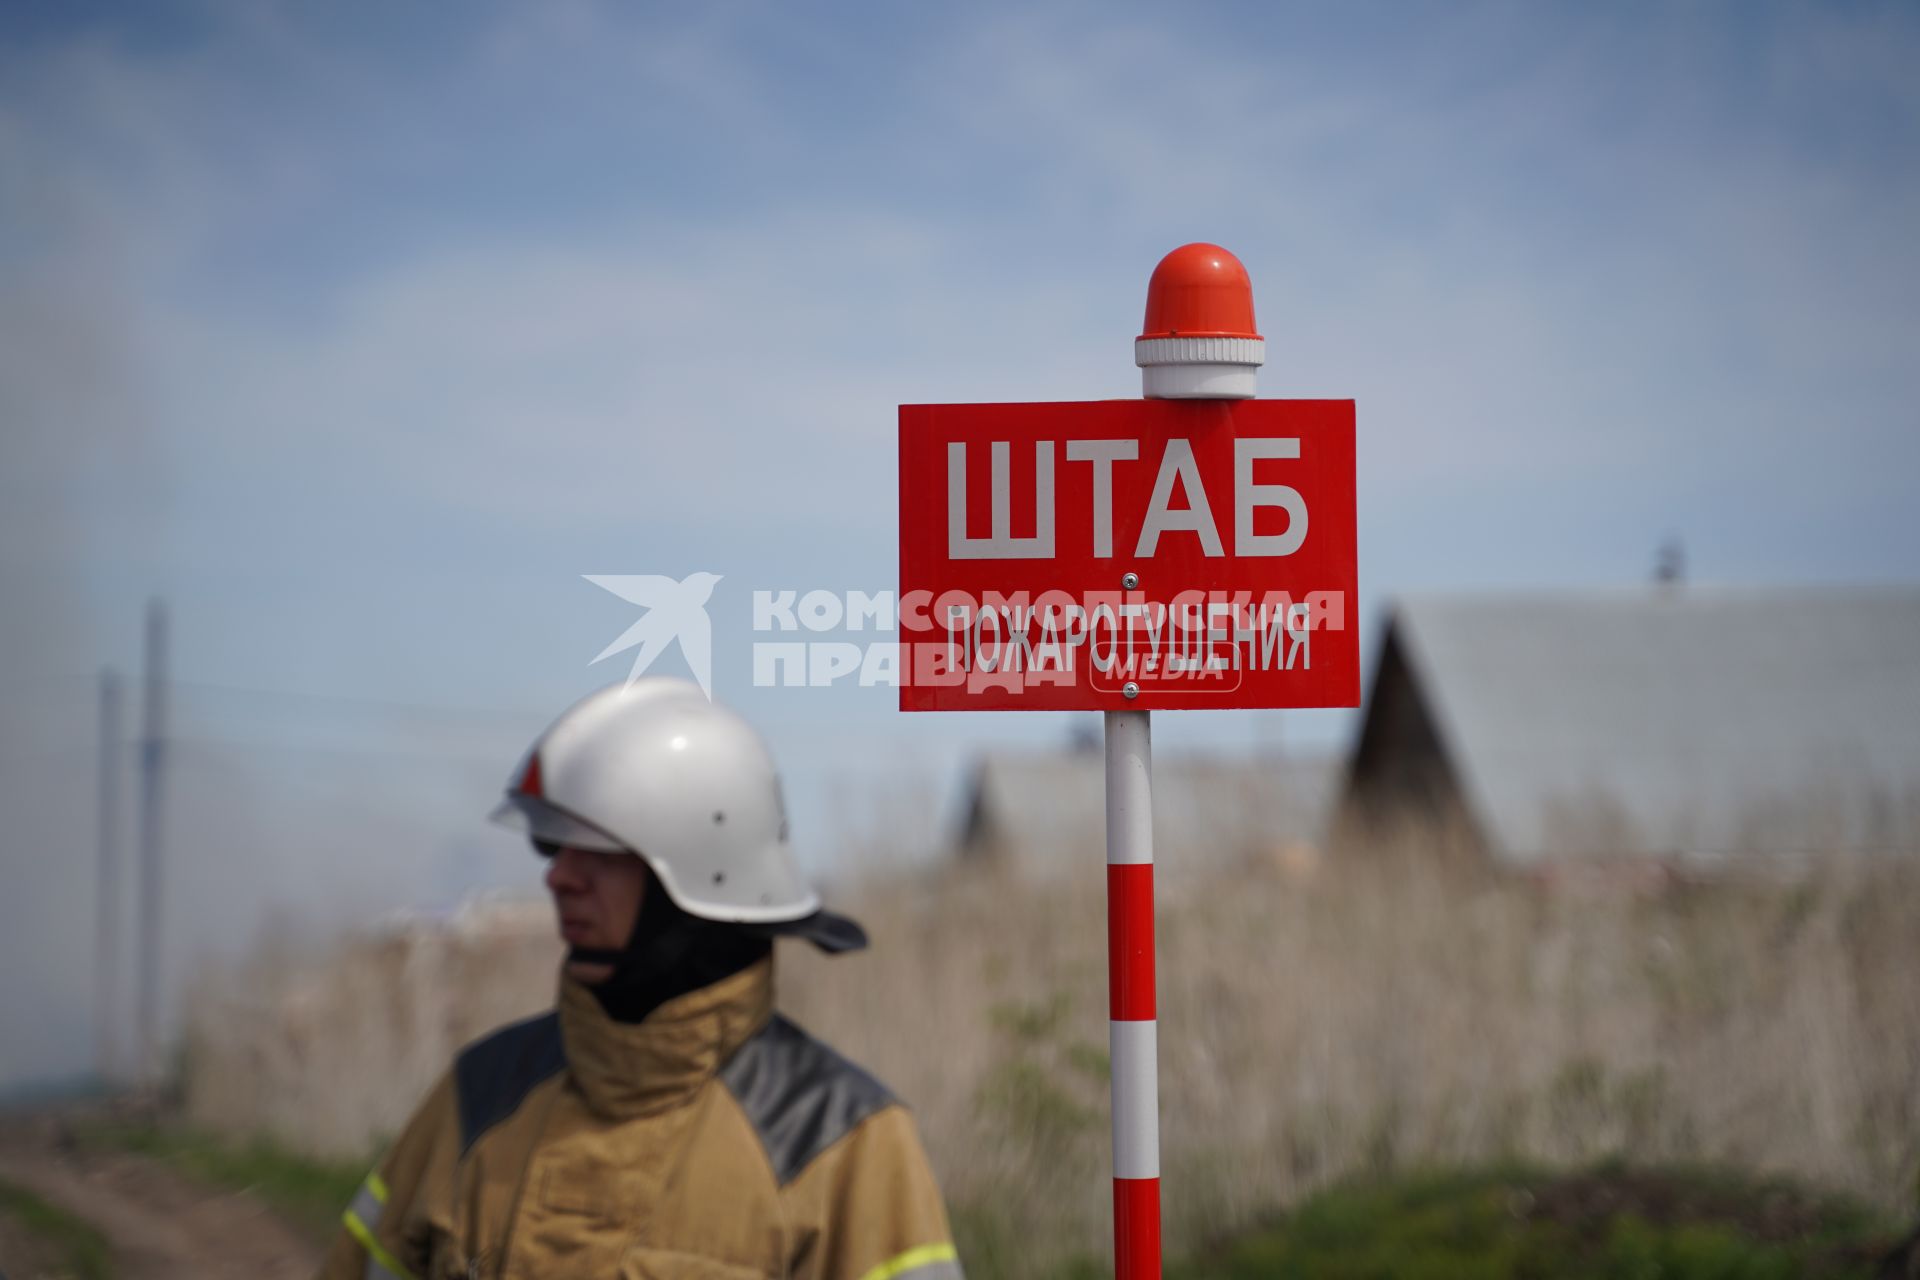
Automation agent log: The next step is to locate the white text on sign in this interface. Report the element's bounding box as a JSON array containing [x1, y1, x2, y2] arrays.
[[946, 438, 1308, 560]]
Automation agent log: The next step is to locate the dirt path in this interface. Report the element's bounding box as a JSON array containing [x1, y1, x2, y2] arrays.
[[0, 1114, 321, 1280], [0, 1206, 71, 1279]]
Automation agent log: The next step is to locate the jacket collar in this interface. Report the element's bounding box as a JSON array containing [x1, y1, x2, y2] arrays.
[[557, 956, 774, 1120]]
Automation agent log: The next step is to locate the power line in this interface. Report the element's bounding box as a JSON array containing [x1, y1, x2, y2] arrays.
[[167, 678, 548, 724], [164, 736, 512, 764], [43, 668, 553, 724]]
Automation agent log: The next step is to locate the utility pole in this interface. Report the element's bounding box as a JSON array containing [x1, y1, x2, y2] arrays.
[[95, 668, 124, 1084], [136, 601, 168, 1089]]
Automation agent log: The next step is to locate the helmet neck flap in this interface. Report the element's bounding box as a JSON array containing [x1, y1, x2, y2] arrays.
[[561, 857, 870, 1025]]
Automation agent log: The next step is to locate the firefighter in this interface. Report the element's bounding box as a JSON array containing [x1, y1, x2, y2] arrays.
[[318, 678, 961, 1280]]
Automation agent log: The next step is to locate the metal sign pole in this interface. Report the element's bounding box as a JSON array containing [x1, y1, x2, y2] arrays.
[[902, 242, 1341, 1280], [1105, 243, 1264, 1280], [1106, 704, 1159, 1278]]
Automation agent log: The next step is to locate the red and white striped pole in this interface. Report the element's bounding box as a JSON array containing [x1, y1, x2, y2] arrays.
[[1107, 244, 1264, 1280], [1105, 707, 1159, 1280]]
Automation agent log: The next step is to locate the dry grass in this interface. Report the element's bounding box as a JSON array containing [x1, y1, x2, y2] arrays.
[[781, 843, 1920, 1275], [181, 895, 562, 1157], [182, 837, 1920, 1276]]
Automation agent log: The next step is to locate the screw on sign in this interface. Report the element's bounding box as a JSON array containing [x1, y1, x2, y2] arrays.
[[898, 245, 1359, 1280]]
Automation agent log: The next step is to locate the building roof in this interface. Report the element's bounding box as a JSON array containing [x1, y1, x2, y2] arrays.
[[1374, 585, 1920, 863]]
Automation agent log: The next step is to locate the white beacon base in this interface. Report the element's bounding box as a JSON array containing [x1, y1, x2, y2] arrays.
[[1134, 336, 1264, 400]]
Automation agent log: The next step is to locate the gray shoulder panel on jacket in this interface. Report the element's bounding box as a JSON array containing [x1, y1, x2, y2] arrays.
[[454, 1010, 565, 1156], [718, 1014, 897, 1185]]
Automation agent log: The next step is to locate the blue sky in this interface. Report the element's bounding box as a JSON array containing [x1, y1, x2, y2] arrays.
[[2, 0, 1916, 1086]]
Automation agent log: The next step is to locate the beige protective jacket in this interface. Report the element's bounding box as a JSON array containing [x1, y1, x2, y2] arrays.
[[317, 958, 960, 1280]]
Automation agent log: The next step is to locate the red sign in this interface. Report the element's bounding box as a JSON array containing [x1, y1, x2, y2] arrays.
[[898, 399, 1358, 712]]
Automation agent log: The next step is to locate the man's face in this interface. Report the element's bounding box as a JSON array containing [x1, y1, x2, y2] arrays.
[[543, 845, 649, 984]]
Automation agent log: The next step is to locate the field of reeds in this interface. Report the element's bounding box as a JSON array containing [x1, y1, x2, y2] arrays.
[[183, 837, 1920, 1278]]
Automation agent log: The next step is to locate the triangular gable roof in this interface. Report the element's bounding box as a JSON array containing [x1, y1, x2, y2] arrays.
[[1380, 585, 1920, 863]]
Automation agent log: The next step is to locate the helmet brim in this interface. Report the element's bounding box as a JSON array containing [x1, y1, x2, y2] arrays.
[[489, 792, 629, 854]]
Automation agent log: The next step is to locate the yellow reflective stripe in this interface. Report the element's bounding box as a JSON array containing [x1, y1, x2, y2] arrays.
[[367, 1171, 390, 1204], [857, 1242, 960, 1280], [342, 1205, 416, 1280]]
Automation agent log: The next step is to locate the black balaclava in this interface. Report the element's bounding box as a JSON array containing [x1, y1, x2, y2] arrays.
[[555, 854, 869, 1025], [568, 866, 772, 1024]]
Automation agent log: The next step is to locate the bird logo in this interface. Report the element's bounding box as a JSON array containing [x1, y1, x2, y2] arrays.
[[583, 572, 723, 697]]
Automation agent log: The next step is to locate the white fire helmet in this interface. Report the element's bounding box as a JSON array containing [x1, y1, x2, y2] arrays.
[[489, 679, 821, 924]]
